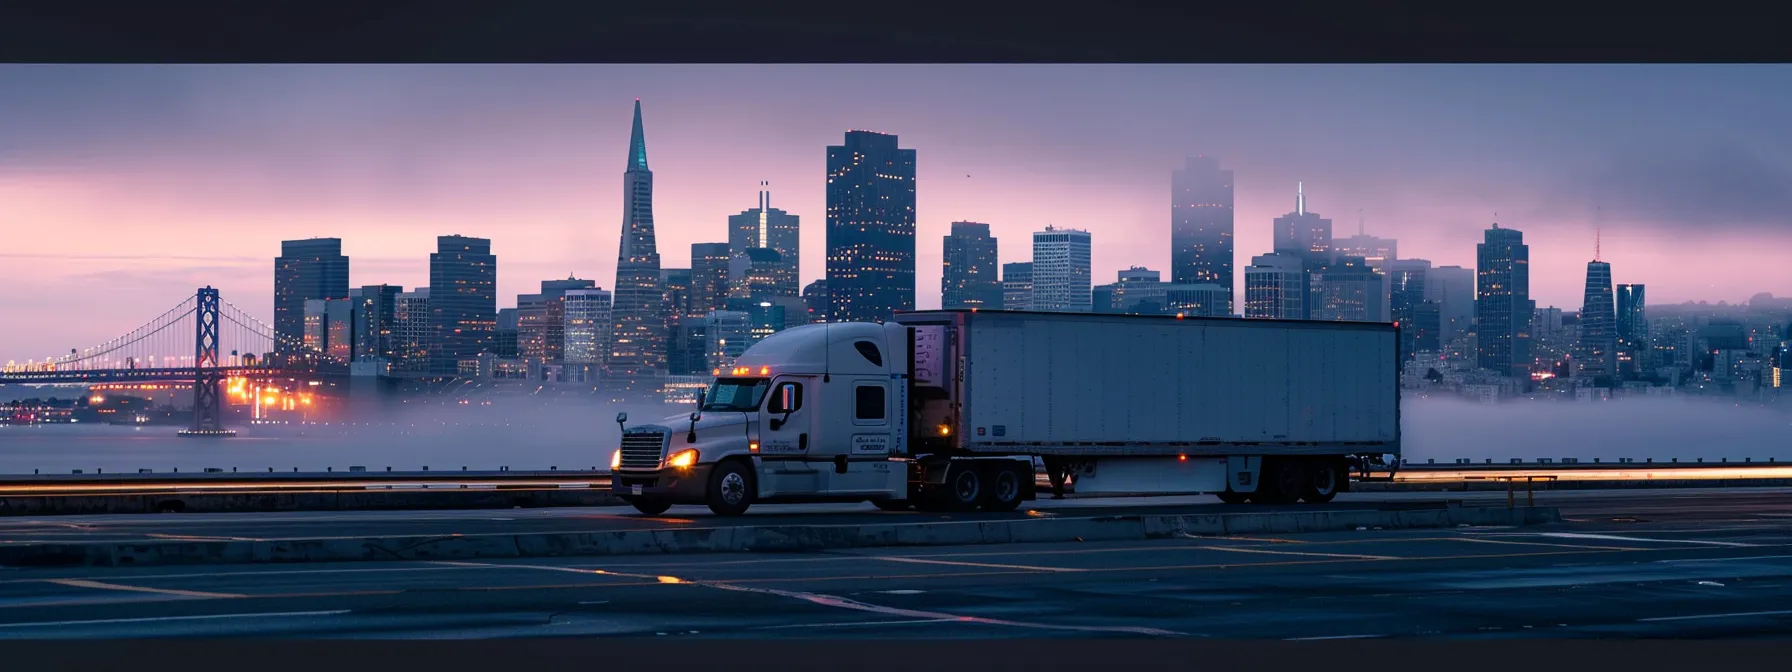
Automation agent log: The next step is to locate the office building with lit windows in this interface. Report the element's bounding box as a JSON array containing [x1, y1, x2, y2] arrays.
[[1170, 155, 1234, 293], [826, 130, 916, 323]]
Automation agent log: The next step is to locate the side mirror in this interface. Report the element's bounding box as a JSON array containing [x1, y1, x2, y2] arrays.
[[614, 412, 628, 433], [767, 382, 800, 430]]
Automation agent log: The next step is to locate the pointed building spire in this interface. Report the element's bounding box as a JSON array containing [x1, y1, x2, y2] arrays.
[[1594, 206, 1602, 261], [627, 98, 649, 172], [1297, 182, 1306, 216]]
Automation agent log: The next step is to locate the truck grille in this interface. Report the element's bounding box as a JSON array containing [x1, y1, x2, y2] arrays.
[[618, 431, 668, 470]]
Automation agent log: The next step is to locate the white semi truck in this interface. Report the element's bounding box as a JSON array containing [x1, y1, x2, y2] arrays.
[[611, 310, 1401, 516]]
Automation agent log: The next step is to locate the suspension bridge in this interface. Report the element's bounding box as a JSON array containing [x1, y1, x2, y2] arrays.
[[1, 287, 351, 436]]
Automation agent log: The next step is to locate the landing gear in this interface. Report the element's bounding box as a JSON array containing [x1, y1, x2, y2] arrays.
[[629, 498, 672, 516], [706, 460, 755, 516]]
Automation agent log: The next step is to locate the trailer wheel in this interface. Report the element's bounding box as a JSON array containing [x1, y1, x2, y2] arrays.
[[1215, 491, 1250, 505], [705, 460, 755, 516], [981, 466, 1024, 512], [943, 462, 984, 511], [629, 498, 672, 516], [1254, 458, 1308, 505], [1300, 460, 1343, 504]]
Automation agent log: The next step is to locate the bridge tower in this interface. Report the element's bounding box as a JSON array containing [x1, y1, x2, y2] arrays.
[[179, 286, 235, 437]]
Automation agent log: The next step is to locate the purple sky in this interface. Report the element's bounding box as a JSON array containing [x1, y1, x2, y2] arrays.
[[3, 65, 1790, 360]]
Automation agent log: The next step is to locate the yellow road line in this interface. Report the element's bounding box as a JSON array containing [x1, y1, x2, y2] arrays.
[[45, 578, 243, 599]]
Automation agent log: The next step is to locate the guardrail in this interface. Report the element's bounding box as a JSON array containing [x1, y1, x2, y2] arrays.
[[1401, 458, 1782, 469]]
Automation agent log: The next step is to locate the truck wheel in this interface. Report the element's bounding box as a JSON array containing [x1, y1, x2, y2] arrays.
[[1215, 491, 1250, 504], [944, 463, 984, 511], [981, 466, 1024, 512], [872, 499, 911, 511], [630, 498, 672, 516], [1300, 460, 1343, 504], [705, 460, 755, 516], [1254, 458, 1307, 505]]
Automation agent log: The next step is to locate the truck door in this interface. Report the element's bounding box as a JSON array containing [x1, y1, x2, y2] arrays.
[[759, 376, 820, 497], [824, 377, 899, 494]]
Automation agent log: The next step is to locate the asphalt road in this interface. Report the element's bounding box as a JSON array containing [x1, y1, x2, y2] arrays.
[[1, 487, 1792, 638], [2, 486, 1790, 544]]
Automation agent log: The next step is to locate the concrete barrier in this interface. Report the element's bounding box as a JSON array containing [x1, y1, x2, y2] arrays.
[[0, 489, 623, 516], [0, 504, 1559, 568]]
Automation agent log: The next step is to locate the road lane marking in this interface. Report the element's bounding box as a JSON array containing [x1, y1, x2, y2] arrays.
[[866, 556, 1085, 572], [1178, 536, 1395, 560], [436, 560, 1186, 637], [45, 579, 243, 599], [1286, 634, 1385, 640], [0, 610, 350, 630], [1536, 532, 1757, 548], [1447, 537, 1645, 551], [145, 533, 266, 542], [1638, 609, 1792, 622], [754, 618, 955, 629], [1656, 555, 1792, 564], [0, 565, 483, 585]]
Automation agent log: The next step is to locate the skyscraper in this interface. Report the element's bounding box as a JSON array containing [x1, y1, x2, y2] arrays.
[[690, 243, 732, 316], [518, 277, 595, 365], [1170, 156, 1235, 293], [1002, 262, 1033, 311], [351, 284, 402, 362], [826, 130, 916, 323], [1094, 267, 1167, 315], [391, 289, 431, 375], [801, 279, 829, 323], [1308, 256, 1385, 323], [1617, 283, 1648, 377], [727, 182, 800, 298], [1244, 253, 1307, 320], [563, 288, 613, 375], [1164, 284, 1232, 317], [428, 235, 497, 375], [274, 238, 349, 354], [1426, 265, 1476, 346], [941, 221, 1002, 310], [1272, 183, 1333, 261], [1030, 226, 1093, 312], [1575, 258, 1617, 382], [1476, 223, 1531, 380], [660, 268, 693, 320], [608, 99, 666, 395], [1388, 260, 1432, 359]]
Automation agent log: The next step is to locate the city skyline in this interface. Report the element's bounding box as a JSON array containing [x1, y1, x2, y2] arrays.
[[3, 64, 1791, 357]]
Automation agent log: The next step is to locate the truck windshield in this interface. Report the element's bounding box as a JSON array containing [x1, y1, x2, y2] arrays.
[[703, 377, 770, 412]]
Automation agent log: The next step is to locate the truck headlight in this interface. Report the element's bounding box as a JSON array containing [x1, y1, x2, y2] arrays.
[[667, 449, 699, 469], [610, 450, 622, 470]]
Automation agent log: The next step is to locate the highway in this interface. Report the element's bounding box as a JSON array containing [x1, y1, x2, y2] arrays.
[[2, 487, 1792, 638]]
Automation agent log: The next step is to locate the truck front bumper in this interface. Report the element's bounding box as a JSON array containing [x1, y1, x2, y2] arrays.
[[610, 465, 713, 503]]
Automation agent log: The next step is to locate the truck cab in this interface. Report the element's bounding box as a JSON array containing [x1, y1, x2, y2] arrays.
[[613, 322, 988, 516]]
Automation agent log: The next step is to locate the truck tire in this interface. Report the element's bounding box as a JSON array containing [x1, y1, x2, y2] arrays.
[[943, 462, 984, 511], [1254, 458, 1308, 505], [630, 498, 672, 516], [705, 460, 755, 516], [1300, 459, 1343, 504], [981, 465, 1024, 512]]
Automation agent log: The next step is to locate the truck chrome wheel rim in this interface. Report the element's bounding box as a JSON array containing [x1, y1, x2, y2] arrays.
[[720, 472, 746, 505], [995, 472, 1018, 502], [954, 472, 979, 502], [1312, 465, 1337, 495]]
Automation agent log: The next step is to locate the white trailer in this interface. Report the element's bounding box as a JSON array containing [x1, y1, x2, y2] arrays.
[[611, 310, 1401, 516]]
